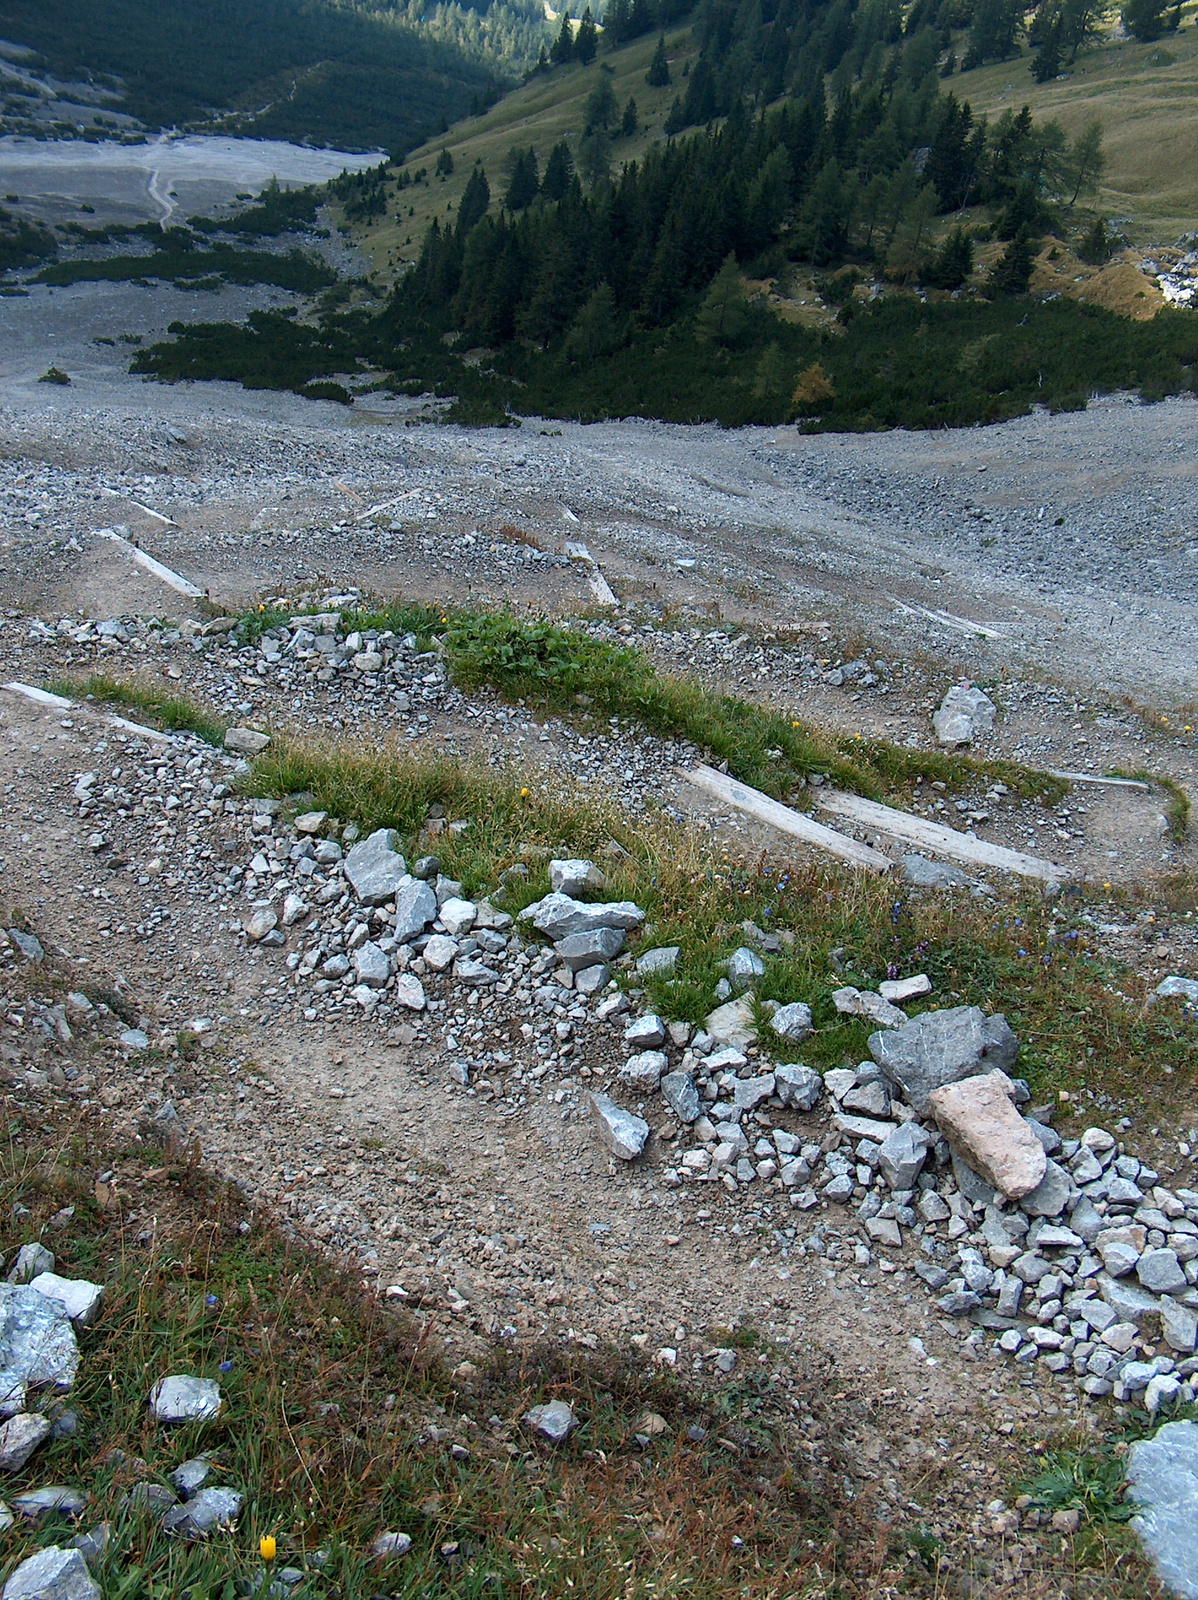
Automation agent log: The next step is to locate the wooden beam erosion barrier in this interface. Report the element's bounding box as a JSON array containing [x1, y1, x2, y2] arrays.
[[681, 764, 895, 875], [813, 788, 1063, 881]]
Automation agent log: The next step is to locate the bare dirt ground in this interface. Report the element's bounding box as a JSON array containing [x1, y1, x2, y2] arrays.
[[2, 364, 1197, 1594]]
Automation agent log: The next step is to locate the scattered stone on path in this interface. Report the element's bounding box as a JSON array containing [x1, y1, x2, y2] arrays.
[[619, 1051, 668, 1089], [704, 996, 757, 1048], [928, 1071, 1047, 1200], [370, 1531, 413, 1558], [528, 893, 645, 938], [1, 1545, 99, 1600], [660, 1071, 700, 1123], [636, 946, 678, 976], [899, 854, 969, 889], [393, 973, 427, 1011], [1156, 975, 1198, 1004], [589, 1094, 649, 1160], [868, 1005, 1018, 1114], [549, 859, 605, 896], [394, 879, 436, 939], [767, 1002, 813, 1042], [0, 1283, 80, 1394], [524, 1400, 577, 1442], [7, 1245, 53, 1285], [556, 928, 624, 970], [223, 727, 270, 756], [149, 1376, 222, 1423], [879, 973, 932, 1003], [244, 909, 277, 943], [773, 1062, 822, 1110], [1126, 1419, 1198, 1600], [624, 1014, 667, 1049], [170, 1458, 212, 1499], [832, 987, 906, 1028]]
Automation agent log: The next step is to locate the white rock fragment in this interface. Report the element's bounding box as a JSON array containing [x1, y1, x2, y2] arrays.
[[149, 1376, 222, 1424], [28, 1275, 103, 1328]]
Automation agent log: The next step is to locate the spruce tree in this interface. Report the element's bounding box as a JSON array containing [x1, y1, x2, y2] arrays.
[[551, 9, 574, 66], [989, 227, 1035, 295], [621, 97, 638, 136], [575, 6, 598, 64], [504, 149, 540, 210], [540, 140, 575, 201], [646, 35, 671, 86], [695, 254, 747, 344], [456, 164, 490, 235], [1121, 0, 1168, 37]]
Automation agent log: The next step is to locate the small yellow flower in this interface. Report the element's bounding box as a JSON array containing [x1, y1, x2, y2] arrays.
[[260, 1536, 277, 1562], [520, 787, 530, 798]]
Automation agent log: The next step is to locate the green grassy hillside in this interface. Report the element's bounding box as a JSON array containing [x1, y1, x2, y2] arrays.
[[954, 18, 1198, 244], [358, 29, 699, 275]]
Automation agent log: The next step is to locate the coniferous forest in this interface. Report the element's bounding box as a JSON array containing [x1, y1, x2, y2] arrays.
[[133, 0, 1198, 430]]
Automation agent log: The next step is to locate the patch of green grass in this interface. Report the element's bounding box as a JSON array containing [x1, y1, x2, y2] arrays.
[[51, 674, 229, 747], [1025, 1447, 1137, 1526], [0, 1105, 874, 1600]]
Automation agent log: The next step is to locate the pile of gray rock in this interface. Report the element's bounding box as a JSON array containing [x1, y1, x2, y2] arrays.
[[600, 961, 1198, 1409]]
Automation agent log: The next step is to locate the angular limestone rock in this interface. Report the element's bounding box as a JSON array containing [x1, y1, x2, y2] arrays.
[[1, 1546, 99, 1600], [928, 1071, 1047, 1200], [344, 829, 408, 906], [868, 1005, 1018, 1114], [589, 1094, 649, 1160], [528, 893, 644, 939]]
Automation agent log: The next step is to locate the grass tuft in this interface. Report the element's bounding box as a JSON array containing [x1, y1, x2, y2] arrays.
[[50, 674, 229, 747]]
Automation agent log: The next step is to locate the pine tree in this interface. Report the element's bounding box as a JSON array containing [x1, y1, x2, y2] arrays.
[[1078, 216, 1112, 264], [585, 75, 618, 131], [551, 9, 574, 66], [575, 6, 598, 65], [646, 35, 671, 86], [456, 164, 490, 235], [535, 43, 550, 73], [1063, 119, 1105, 205], [564, 283, 622, 358], [695, 254, 748, 344], [621, 97, 638, 136], [1031, 18, 1062, 80], [540, 140, 574, 201], [989, 227, 1035, 295], [1122, 0, 1168, 37], [791, 363, 836, 411], [578, 126, 612, 187], [923, 225, 974, 288], [605, 0, 631, 43], [504, 149, 540, 210], [435, 148, 454, 177]]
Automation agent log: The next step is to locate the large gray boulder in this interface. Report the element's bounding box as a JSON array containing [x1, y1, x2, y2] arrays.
[[554, 927, 625, 971], [868, 1006, 1018, 1114], [774, 1063, 822, 1111], [344, 829, 408, 905], [1126, 1420, 1198, 1600], [933, 684, 996, 746]]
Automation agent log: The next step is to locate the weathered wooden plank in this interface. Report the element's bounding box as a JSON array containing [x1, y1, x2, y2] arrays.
[[681, 765, 894, 874], [813, 788, 1062, 881]]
